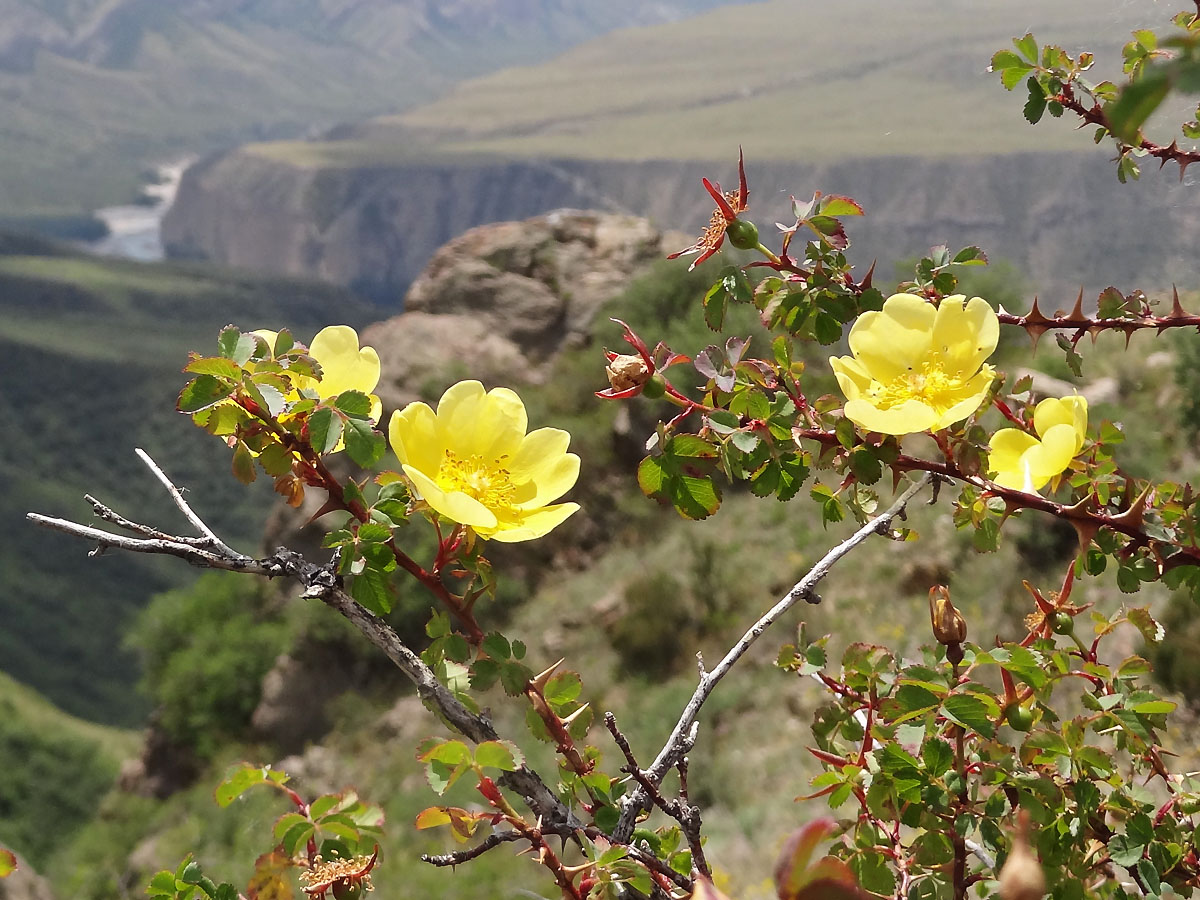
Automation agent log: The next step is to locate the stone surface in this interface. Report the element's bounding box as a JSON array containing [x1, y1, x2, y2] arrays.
[[364, 209, 665, 410]]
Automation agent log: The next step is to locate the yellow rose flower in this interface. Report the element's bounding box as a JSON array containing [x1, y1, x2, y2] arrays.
[[256, 325, 382, 421], [389, 381, 580, 543], [829, 293, 999, 436], [989, 396, 1088, 494]]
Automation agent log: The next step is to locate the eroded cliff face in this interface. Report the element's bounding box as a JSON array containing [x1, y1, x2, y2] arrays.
[[162, 148, 1200, 305]]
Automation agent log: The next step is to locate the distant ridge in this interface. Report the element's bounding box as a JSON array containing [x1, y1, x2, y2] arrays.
[[0, 0, 750, 217]]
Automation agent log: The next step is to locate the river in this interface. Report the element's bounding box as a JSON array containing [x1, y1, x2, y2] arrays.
[[85, 158, 193, 261]]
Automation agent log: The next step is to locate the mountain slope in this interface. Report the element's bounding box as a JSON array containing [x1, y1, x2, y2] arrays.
[[0, 240, 374, 724], [0, 0, 749, 218], [304, 0, 1165, 162]]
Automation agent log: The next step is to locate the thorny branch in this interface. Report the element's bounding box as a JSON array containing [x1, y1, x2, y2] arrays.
[[26, 450, 578, 834], [612, 473, 934, 841]]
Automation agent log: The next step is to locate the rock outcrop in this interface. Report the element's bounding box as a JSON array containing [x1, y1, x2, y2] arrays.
[[163, 149, 1200, 306], [362, 210, 664, 406]]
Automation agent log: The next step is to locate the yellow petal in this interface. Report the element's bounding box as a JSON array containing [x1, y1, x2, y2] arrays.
[[517, 452, 581, 509], [848, 294, 936, 381], [844, 398, 939, 435], [1024, 423, 1080, 483], [433, 382, 526, 460], [309, 326, 381, 398], [989, 428, 1039, 488], [931, 295, 999, 377], [829, 355, 872, 401], [1034, 395, 1087, 447], [403, 465, 498, 529], [487, 503, 580, 543], [389, 403, 442, 475]]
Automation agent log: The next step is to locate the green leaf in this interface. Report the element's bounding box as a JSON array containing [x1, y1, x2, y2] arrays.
[[351, 566, 393, 615], [218, 326, 258, 365], [273, 812, 309, 840], [704, 283, 728, 331], [184, 356, 243, 379], [922, 737, 954, 778], [482, 632, 511, 660], [178, 375, 235, 413], [475, 740, 524, 772], [952, 246, 988, 266], [1108, 69, 1172, 142], [147, 871, 176, 897], [1014, 33, 1039, 64], [214, 764, 287, 807], [941, 694, 995, 739], [544, 672, 583, 707], [334, 390, 373, 419], [637, 455, 667, 495], [817, 195, 864, 217], [849, 852, 895, 895], [308, 407, 343, 455], [419, 740, 472, 795], [812, 311, 842, 345], [344, 419, 385, 468], [500, 661, 533, 696], [849, 448, 882, 485]]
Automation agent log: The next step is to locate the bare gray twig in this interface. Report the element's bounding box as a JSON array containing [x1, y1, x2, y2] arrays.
[[27, 451, 578, 834], [135, 446, 237, 555], [612, 473, 933, 841]]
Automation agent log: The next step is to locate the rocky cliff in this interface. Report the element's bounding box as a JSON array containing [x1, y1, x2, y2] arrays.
[[162, 148, 1200, 306]]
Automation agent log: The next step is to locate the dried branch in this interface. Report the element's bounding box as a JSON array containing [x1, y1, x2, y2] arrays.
[[420, 831, 524, 866], [612, 473, 933, 841], [26, 452, 578, 833]]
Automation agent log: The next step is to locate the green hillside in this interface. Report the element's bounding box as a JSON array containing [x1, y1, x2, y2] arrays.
[[0, 0, 746, 219], [0, 241, 374, 725], [0, 670, 138, 870], [278, 0, 1164, 166]]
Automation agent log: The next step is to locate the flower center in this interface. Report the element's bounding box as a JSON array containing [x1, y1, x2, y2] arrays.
[[870, 360, 963, 410], [436, 450, 518, 514]]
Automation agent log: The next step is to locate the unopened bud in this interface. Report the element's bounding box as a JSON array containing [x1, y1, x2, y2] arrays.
[[725, 217, 760, 251], [999, 811, 1045, 900], [929, 585, 967, 645], [605, 353, 651, 393]]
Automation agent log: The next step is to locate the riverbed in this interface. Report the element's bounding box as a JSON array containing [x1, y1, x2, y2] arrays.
[[86, 159, 193, 261]]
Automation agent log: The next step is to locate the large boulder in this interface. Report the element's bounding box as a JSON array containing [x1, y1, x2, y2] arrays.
[[365, 209, 664, 406]]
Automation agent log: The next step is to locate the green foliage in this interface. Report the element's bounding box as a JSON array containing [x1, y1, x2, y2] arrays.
[[0, 673, 134, 869], [126, 575, 286, 760], [607, 570, 696, 676]]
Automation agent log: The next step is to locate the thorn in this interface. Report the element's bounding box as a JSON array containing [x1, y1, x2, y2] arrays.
[[1025, 297, 1050, 352], [559, 704, 591, 728], [859, 259, 876, 292], [529, 658, 565, 693], [1110, 485, 1153, 531], [1069, 287, 1086, 321], [1160, 141, 1178, 169], [1171, 284, 1187, 319], [1122, 324, 1135, 349]]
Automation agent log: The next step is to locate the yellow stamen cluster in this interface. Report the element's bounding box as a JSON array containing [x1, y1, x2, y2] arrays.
[[299, 855, 376, 898], [869, 360, 960, 411], [437, 450, 518, 516]]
